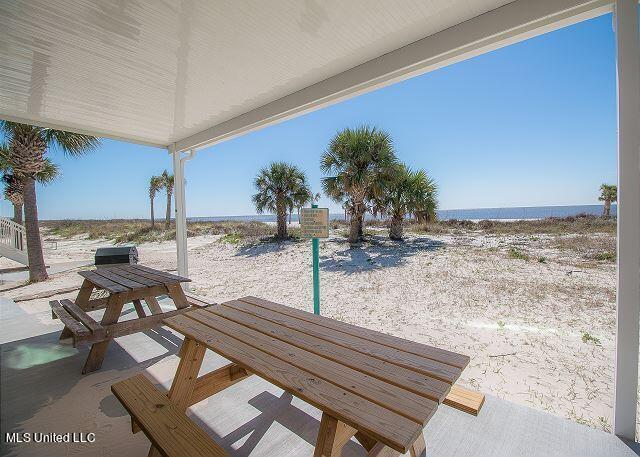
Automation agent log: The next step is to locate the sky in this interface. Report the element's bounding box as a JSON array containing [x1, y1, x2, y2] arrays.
[[1, 13, 617, 220]]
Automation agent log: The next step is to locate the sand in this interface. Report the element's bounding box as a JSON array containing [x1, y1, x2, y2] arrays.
[[1, 227, 623, 434]]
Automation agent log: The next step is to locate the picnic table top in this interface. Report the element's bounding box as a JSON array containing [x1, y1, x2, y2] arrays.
[[164, 296, 470, 453], [78, 264, 191, 294]]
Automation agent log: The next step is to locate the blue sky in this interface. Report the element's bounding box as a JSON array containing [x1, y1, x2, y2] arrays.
[[2, 14, 617, 220]]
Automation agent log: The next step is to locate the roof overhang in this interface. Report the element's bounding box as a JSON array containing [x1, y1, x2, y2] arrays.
[[0, 0, 613, 152]]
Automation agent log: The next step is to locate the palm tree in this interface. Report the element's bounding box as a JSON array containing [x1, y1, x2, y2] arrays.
[[148, 175, 162, 228], [380, 164, 421, 240], [321, 126, 397, 245], [2, 159, 59, 225], [412, 170, 438, 225], [599, 184, 617, 218], [0, 121, 99, 282], [252, 162, 312, 239], [161, 170, 174, 229]]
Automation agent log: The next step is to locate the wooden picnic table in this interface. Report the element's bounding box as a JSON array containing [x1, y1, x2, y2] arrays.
[[112, 296, 484, 457], [51, 264, 210, 374]]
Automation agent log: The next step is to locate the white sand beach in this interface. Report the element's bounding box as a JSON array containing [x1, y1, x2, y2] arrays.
[[1, 226, 623, 434]]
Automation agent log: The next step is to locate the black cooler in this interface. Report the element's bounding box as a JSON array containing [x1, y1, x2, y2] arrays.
[[94, 246, 139, 266]]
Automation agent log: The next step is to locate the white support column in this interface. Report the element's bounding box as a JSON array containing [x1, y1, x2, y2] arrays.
[[170, 145, 196, 280], [613, 0, 640, 441]]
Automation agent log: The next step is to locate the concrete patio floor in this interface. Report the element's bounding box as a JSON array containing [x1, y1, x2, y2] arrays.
[[1, 296, 638, 457]]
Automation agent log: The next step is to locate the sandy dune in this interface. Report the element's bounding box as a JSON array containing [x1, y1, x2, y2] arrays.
[[1, 228, 622, 434]]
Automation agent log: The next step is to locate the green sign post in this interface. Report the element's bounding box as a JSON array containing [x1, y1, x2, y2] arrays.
[[300, 205, 329, 315]]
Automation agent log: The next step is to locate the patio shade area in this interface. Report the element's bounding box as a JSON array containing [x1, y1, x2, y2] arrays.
[[1, 295, 637, 457], [0, 0, 639, 451]]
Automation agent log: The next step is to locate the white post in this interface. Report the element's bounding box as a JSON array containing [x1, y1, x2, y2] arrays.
[[171, 145, 194, 280], [613, 0, 640, 441]]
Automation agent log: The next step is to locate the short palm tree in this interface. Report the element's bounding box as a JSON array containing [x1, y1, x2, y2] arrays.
[[0, 121, 99, 282], [380, 164, 420, 240], [412, 170, 438, 225], [252, 162, 312, 239], [148, 175, 162, 228], [321, 126, 397, 245], [599, 184, 617, 218], [161, 170, 174, 229]]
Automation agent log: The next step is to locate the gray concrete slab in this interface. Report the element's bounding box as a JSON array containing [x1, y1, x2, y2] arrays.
[[0, 296, 637, 457]]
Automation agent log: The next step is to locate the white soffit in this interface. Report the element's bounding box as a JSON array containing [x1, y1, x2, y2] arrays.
[[0, 0, 612, 150]]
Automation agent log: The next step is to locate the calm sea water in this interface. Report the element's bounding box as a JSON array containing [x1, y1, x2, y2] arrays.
[[189, 204, 616, 223]]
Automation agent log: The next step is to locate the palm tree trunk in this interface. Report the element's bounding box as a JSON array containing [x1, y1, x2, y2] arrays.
[[603, 200, 611, 218], [165, 191, 172, 228], [150, 197, 155, 228], [348, 202, 364, 245], [276, 197, 287, 239], [13, 203, 23, 225], [389, 214, 403, 240], [23, 177, 47, 282]]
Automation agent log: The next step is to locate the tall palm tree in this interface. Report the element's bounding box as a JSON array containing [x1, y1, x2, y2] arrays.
[[252, 162, 312, 239], [599, 184, 617, 218], [0, 121, 99, 282], [161, 170, 174, 229], [321, 126, 397, 245], [148, 175, 162, 228]]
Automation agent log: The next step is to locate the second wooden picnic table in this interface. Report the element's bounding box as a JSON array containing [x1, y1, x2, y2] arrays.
[[51, 263, 209, 374], [113, 296, 485, 457]]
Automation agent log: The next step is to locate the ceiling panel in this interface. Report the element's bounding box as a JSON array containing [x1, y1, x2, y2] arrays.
[[0, 0, 512, 148]]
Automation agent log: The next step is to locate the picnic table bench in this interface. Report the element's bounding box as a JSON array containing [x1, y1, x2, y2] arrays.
[[51, 264, 212, 374], [112, 296, 484, 456]]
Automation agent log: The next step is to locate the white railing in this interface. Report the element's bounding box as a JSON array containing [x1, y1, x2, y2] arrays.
[[0, 216, 26, 254]]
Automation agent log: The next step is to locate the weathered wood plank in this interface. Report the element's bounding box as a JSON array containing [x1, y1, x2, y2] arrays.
[[60, 299, 104, 337], [228, 300, 460, 383], [443, 385, 485, 416], [314, 413, 357, 457], [107, 265, 163, 287], [190, 309, 437, 424], [128, 264, 190, 282], [240, 296, 469, 369], [78, 270, 128, 293], [185, 294, 216, 308], [92, 267, 147, 290], [164, 314, 421, 453], [201, 305, 450, 402], [50, 300, 90, 340], [111, 374, 227, 457]]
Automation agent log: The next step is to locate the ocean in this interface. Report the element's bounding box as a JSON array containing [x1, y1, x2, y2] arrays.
[[188, 204, 616, 223]]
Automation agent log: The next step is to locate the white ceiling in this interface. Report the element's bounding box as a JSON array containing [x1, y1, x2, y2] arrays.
[[0, 0, 514, 149]]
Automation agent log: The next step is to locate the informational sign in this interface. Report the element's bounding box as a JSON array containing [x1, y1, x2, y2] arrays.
[[300, 207, 329, 239]]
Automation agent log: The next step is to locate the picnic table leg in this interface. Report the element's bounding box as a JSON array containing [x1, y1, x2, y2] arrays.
[[81, 294, 126, 374], [409, 433, 426, 457], [148, 337, 205, 457], [366, 442, 401, 456], [144, 295, 163, 315], [166, 283, 190, 309], [354, 432, 377, 451], [314, 413, 357, 457], [132, 299, 146, 318]]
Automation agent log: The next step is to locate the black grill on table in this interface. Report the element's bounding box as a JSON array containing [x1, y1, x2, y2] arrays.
[[94, 246, 138, 266]]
